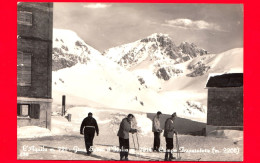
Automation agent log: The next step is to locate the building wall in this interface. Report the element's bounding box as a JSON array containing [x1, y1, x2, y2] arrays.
[[207, 87, 243, 126], [17, 39, 52, 98], [17, 3, 53, 41], [17, 2, 53, 129], [17, 2, 52, 98], [17, 98, 52, 129]]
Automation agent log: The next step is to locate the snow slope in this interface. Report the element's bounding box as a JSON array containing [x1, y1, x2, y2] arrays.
[[52, 53, 167, 114], [52, 60, 207, 121]]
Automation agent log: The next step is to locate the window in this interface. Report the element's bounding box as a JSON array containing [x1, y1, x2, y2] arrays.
[[17, 51, 31, 86], [17, 104, 40, 119], [17, 11, 32, 26], [17, 104, 29, 117]]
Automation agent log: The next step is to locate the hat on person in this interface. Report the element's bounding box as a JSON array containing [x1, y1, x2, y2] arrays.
[[172, 112, 176, 117], [157, 111, 162, 115], [127, 114, 134, 118]]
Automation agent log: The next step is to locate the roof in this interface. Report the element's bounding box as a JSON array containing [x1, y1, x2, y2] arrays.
[[206, 73, 243, 88]]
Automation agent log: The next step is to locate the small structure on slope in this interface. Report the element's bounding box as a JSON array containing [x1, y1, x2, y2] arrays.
[[205, 73, 243, 135]]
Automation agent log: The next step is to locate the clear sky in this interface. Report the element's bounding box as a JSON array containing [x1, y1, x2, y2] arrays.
[[53, 3, 243, 54]]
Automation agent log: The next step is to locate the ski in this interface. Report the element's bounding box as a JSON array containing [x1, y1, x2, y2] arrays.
[[175, 157, 202, 161]]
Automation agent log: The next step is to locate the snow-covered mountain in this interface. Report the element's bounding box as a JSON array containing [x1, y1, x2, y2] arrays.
[[52, 30, 170, 116], [103, 33, 208, 82], [52, 30, 210, 121], [52, 29, 101, 71], [103, 33, 207, 69], [102, 34, 242, 91], [51, 29, 243, 122]]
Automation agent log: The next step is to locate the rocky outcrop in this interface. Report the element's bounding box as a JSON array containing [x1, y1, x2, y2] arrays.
[[52, 46, 90, 71], [179, 42, 208, 58], [156, 66, 183, 80], [187, 61, 210, 77]]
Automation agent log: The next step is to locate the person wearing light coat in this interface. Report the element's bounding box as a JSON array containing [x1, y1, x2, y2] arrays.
[[163, 112, 177, 161], [152, 111, 163, 152], [117, 114, 137, 160]]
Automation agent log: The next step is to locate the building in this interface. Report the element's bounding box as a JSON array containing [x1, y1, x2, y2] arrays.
[[17, 2, 53, 129], [205, 73, 243, 135]]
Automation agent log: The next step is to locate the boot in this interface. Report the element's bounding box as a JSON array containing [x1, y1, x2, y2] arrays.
[[169, 153, 176, 160], [120, 152, 124, 160], [86, 151, 91, 155], [164, 152, 169, 161]]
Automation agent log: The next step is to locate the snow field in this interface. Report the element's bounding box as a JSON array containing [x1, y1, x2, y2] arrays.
[[18, 106, 243, 161], [18, 106, 153, 138]]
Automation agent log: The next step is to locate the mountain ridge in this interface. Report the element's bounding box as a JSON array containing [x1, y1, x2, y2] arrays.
[[53, 29, 208, 72], [103, 33, 208, 69]]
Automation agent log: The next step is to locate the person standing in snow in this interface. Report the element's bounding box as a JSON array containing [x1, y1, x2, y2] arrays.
[[152, 111, 163, 152], [80, 112, 99, 155], [163, 112, 177, 161], [117, 114, 137, 160]]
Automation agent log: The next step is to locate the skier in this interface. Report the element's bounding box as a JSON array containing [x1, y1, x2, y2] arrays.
[[163, 112, 177, 161], [152, 111, 163, 152], [117, 114, 137, 160], [80, 112, 99, 155]]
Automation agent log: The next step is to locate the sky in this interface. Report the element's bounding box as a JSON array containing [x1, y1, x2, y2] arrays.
[[53, 3, 243, 54]]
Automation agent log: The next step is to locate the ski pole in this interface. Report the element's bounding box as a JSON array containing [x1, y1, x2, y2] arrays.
[[132, 133, 140, 158], [136, 132, 141, 157], [136, 132, 140, 150], [175, 133, 179, 159], [132, 133, 136, 151], [175, 133, 181, 159]]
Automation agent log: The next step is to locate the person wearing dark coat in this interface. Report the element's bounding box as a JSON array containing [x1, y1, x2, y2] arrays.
[[80, 112, 99, 155], [117, 114, 137, 160], [163, 112, 177, 161]]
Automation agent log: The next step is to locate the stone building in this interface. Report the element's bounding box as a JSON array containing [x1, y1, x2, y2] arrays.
[[205, 73, 243, 135], [17, 2, 53, 129]]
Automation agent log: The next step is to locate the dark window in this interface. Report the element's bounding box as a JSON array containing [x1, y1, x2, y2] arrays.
[[17, 104, 40, 119], [17, 11, 32, 26], [30, 104, 40, 119], [17, 51, 31, 86]]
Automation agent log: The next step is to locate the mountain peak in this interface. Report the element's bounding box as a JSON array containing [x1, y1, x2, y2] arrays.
[[52, 28, 101, 71], [148, 33, 169, 38], [53, 28, 80, 42], [140, 33, 171, 43], [178, 41, 208, 58], [180, 41, 197, 47]]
